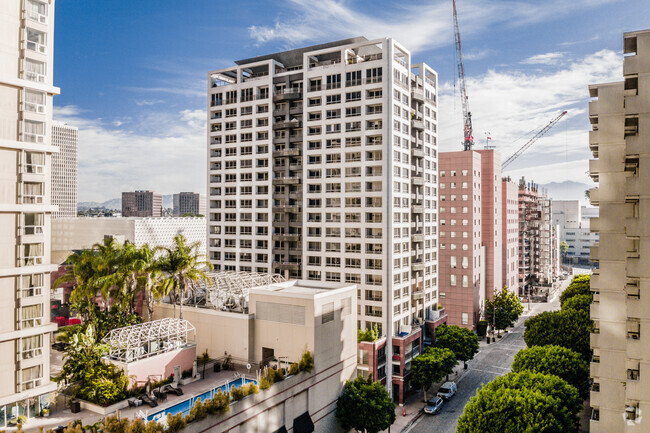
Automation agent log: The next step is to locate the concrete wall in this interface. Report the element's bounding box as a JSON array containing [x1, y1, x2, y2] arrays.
[[110, 345, 196, 384], [502, 179, 519, 292]]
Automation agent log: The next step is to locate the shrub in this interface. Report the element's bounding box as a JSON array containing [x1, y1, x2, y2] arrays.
[[166, 413, 186, 433], [126, 418, 145, 433], [103, 416, 129, 433], [243, 383, 259, 396], [181, 368, 193, 379], [299, 350, 314, 373], [273, 368, 285, 382], [357, 325, 379, 343], [206, 390, 230, 414], [143, 421, 164, 433], [259, 376, 270, 390], [231, 386, 245, 401], [288, 363, 300, 376], [187, 398, 207, 423]]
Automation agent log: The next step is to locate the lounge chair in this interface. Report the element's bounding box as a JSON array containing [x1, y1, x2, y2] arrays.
[[139, 394, 158, 408], [162, 384, 183, 396], [153, 390, 167, 401]]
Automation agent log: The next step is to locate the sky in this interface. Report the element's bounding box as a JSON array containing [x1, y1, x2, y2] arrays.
[[52, 0, 650, 202]]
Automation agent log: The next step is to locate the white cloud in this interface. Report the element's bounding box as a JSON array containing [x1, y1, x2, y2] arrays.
[[438, 49, 621, 184], [522, 52, 565, 65], [463, 49, 495, 61], [247, 0, 620, 52], [135, 99, 164, 106], [54, 105, 206, 202]]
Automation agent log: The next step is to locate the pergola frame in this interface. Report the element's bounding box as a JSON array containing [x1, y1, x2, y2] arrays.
[[184, 271, 286, 312], [102, 318, 196, 363]]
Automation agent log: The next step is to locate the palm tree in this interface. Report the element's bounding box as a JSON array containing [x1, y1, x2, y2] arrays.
[[54, 248, 101, 322], [91, 237, 123, 311], [158, 234, 212, 319], [137, 244, 164, 321]]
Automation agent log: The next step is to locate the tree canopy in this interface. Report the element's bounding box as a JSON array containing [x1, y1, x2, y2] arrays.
[[560, 275, 591, 307], [336, 375, 396, 433], [512, 345, 590, 399], [562, 293, 592, 314], [456, 371, 581, 433], [559, 241, 569, 256], [523, 309, 593, 361], [435, 325, 479, 367], [357, 325, 379, 343], [411, 347, 457, 401], [485, 288, 524, 332]]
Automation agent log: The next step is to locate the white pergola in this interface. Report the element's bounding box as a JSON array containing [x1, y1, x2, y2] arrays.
[[102, 318, 196, 363], [187, 271, 286, 312]]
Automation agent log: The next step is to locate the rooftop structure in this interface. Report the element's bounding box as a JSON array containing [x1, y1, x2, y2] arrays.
[[102, 318, 196, 363]]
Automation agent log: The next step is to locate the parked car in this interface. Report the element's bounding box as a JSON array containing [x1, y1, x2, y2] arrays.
[[437, 382, 457, 401], [424, 396, 444, 415]]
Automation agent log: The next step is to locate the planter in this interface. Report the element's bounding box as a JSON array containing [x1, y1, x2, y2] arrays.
[[180, 374, 201, 386], [70, 401, 81, 413], [78, 399, 129, 415], [42, 410, 50, 417], [214, 363, 221, 373]]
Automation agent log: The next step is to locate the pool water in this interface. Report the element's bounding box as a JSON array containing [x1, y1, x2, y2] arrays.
[[147, 378, 256, 423]]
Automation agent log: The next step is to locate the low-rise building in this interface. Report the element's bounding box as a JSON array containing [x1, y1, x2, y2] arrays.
[[122, 190, 162, 217], [553, 200, 599, 265]]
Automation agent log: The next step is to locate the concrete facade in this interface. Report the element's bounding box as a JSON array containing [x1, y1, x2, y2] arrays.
[[122, 190, 162, 217], [50, 121, 77, 218], [588, 29, 650, 433], [207, 37, 442, 403], [51, 217, 207, 264], [0, 0, 59, 422], [502, 177, 519, 292]]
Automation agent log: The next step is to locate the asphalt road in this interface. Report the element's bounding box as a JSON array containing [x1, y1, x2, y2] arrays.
[[407, 276, 574, 433]]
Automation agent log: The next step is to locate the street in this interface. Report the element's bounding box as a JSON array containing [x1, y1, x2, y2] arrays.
[[406, 274, 575, 433]]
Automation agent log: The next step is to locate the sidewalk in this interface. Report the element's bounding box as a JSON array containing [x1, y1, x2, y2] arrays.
[[383, 362, 471, 433]]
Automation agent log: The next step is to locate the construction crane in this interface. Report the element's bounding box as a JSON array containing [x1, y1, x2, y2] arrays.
[[453, 0, 474, 151], [501, 110, 568, 170]]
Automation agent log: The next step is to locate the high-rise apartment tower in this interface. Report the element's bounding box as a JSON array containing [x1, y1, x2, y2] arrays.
[[51, 121, 77, 218], [122, 190, 162, 217], [207, 37, 442, 403], [588, 28, 650, 432], [0, 0, 58, 422], [173, 192, 206, 217]]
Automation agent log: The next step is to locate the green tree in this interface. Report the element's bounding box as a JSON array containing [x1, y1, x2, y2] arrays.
[[136, 244, 165, 320], [559, 241, 569, 256], [456, 370, 581, 433], [524, 309, 593, 361], [336, 375, 396, 433], [562, 293, 592, 314], [411, 347, 457, 402], [485, 288, 524, 333], [435, 324, 479, 369], [560, 275, 591, 307], [357, 325, 379, 343], [158, 234, 213, 319], [512, 345, 590, 399]]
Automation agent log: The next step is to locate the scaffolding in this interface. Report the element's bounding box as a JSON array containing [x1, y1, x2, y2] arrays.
[[102, 318, 196, 363], [182, 271, 286, 313]]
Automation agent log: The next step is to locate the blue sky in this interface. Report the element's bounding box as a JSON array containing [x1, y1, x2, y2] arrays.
[[52, 0, 650, 201]]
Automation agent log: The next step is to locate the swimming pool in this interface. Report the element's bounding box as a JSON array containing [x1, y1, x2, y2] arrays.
[[146, 377, 256, 423]]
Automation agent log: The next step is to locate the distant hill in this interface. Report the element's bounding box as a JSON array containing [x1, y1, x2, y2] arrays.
[[539, 181, 594, 204], [78, 194, 174, 211]]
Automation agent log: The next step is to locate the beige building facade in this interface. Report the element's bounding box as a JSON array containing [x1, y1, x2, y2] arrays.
[[0, 0, 59, 423], [51, 121, 77, 218], [588, 29, 650, 432]]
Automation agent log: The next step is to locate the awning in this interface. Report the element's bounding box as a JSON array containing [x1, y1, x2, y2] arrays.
[[293, 412, 314, 433], [272, 427, 288, 433]]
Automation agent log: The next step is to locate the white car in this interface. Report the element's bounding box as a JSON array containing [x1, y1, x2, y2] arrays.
[[437, 382, 457, 401], [424, 396, 444, 415]]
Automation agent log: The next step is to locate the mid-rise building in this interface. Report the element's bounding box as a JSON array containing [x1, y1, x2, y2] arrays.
[[438, 149, 502, 329], [172, 191, 206, 216], [122, 190, 162, 217], [207, 37, 442, 403], [588, 28, 650, 432], [502, 177, 519, 292], [552, 200, 599, 264], [51, 121, 77, 218], [0, 0, 59, 423]]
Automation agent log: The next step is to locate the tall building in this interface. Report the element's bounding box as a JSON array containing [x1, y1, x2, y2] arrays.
[[502, 177, 519, 292], [552, 200, 599, 265], [51, 121, 77, 218], [438, 149, 502, 329], [0, 0, 58, 422], [122, 190, 162, 217], [173, 191, 206, 216], [588, 29, 650, 432], [207, 37, 442, 403]]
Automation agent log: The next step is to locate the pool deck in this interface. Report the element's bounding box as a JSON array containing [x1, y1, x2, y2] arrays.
[[10, 365, 255, 433]]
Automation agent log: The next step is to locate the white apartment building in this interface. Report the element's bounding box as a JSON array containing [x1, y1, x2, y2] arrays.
[[51, 121, 77, 218], [552, 200, 599, 264], [207, 37, 440, 403], [588, 29, 650, 432], [0, 0, 59, 424]]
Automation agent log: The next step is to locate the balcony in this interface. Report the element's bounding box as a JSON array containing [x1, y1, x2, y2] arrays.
[[274, 205, 301, 213], [273, 261, 301, 271], [411, 119, 424, 130], [625, 175, 643, 196], [411, 172, 425, 186], [412, 260, 424, 272], [411, 145, 424, 158], [273, 89, 302, 102], [273, 120, 301, 130], [590, 362, 599, 377], [272, 233, 300, 242], [588, 100, 599, 116], [273, 148, 301, 158], [589, 332, 599, 348], [412, 88, 424, 102], [272, 176, 300, 186], [412, 204, 424, 214], [411, 232, 424, 243], [623, 54, 639, 76]]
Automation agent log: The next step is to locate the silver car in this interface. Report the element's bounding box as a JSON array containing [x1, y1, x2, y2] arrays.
[[424, 396, 444, 415]]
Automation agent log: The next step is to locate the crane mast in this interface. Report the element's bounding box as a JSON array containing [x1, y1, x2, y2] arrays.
[[453, 0, 474, 151], [501, 110, 568, 169]]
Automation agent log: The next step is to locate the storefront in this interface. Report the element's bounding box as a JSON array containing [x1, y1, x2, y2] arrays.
[[0, 393, 52, 427]]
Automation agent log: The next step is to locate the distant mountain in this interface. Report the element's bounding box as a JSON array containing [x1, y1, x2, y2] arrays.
[[78, 194, 174, 211], [539, 181, 594, 204]]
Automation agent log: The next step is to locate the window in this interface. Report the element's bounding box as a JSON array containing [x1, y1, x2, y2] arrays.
[[461, 313, 469, 325], [21, 365, 42, 391], [21, 304, 42, 328], [326, 94, 341, 105], [326, 74, 341, 90]]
